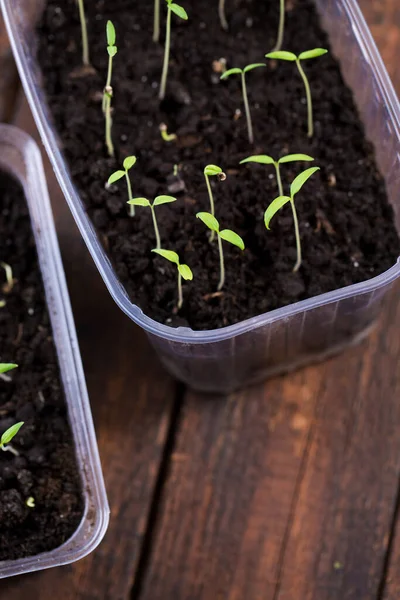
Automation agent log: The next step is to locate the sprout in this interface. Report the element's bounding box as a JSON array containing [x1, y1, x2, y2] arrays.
[[196, 212, 244, 291], [152, 249, 193, 309], [108, 156, 137, 218], [0, 363, 18, 374], [219, 0, 228, 31], [264, 166, 320, 272], [128, 195, 177, 249], [0, 421, 24, 457], [77, 0, 90, 66], [203, 165, 226, 242], [274, 0, 285, 52], [220, 63, 266, 144], [103, 21, 117, 157], [265, 49, 328, 137], [159, 0, 188, 100], [160, 123, 177, 142], [1, 262, 14, 294], [26, 497, 35, 508], [240, 153, 314, 196], [154, 0, 160, 42]]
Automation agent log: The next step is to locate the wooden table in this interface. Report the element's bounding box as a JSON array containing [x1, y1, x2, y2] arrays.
[[1, 1, 400, 598]]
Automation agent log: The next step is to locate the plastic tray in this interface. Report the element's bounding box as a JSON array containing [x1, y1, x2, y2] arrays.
[[3, 0, 400, 393], [0, 125, 109, 578]]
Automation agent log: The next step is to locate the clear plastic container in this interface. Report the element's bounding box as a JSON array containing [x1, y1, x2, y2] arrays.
[[0, 125, 109, 578], [3, 0, 400, 393]]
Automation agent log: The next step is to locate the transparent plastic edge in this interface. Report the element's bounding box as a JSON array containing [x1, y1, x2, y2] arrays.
[[3, 0, 400, 345], [0, 125, 109, 578]]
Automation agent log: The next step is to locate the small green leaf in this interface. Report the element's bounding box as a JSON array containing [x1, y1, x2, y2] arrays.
[[219, 230, 245, 250], [240, 155, 275, 165], [1, 422, 24, 446], [178, 264, 193, 280], [290, 167, 320, 197], [152, 249, 179, 264], [108, 170, 125, 185], [204, 164, 223, 176], [128, 197, 151, 207], [169, 3, 188, 20], [264, 196, 291, 229], [299, 48, 328, 60], [278, 154, 314, 164], [196, 212, 219, 233], [220, 68, 243, 80], [106, 21, 116, 46], [123, 156, 137, 171], [266, 51, 297, 61], [153, 195, 177, 206], [243, 63, 266, 73], [107, 46, 117, 58], [0, 363, 17, 374]]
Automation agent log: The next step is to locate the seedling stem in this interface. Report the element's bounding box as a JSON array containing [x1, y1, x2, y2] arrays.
[[203, 165, 226, 242], [77, 0, 90, 66], [108, 156, 137, 217], [154, 0, 160, 42], [219, 0, 228, 30], [128, 196, 178, 249], [152, 249, 193, 309], [103, 21, 117, 157], [159, 1, 188, 100], [274, 0, 285, 52]]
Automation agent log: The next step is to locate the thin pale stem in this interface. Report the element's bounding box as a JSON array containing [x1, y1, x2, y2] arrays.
[[205, 174, 216, 242], [275, 162, 284, 197], [125, 172, 135, 217], [217, 235, 225, 291], [241, 72, 254, 144], [77, 0, 90, 66], [290, 198, 302, 272], [159, 6, 171, 100], [219, 0, 228, 30], [153, 0, 160, 42], [177, 272, 183, 309], [103, 55, 113, 114], [151, 206, 161, 249], [1, 444, 19, 457], [105, 95, 114, 156], [274, 0, 285, 52], [297, 59, 313, 138]]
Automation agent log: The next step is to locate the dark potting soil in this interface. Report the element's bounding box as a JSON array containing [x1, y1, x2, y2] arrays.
[[37, 0, 400, 330], [0, 173, 83, 561]]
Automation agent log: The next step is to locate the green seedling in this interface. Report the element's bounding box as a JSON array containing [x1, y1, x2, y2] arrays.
[[274, 0, 285, 52], [154, 0, 160, 42], [1, 262, 14, 294], [160, 123, 177, 142], [266, 49, 328, 137], [196, 212, 244, 291], [219, 0, 228, 30], [26, 497, 35, 508], [240, 153, 314, 196], [221, 63, 266, 144], [264, 166, 320, 272], [0, 419, 23, 458], [203, 165, 226, 242], [108, 156, 137, 217], [77, 0, 90, 66], [0, 363, 18, 375], [128, 195, 177, 249], [152, 249, 193, 309], [103, 21, 117, 157], [159, 0, 188, 100]]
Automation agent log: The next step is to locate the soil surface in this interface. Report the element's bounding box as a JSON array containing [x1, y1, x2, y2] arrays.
[[0, 173, 83, 561], [37, 0, 400, 330]]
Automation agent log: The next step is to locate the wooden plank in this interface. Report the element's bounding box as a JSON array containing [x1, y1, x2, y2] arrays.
[[0, 98, 178, 599]]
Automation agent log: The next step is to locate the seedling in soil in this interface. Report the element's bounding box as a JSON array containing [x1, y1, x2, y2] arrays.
[[160, 123, 177, 142], [204, 165, 226, 242], [1, 261, 14, 294], [220, 63, 266, 144], [265, 49, 328, 137], [159, 0, 188, 100], [26, 497, 35, 508], [264, 166, 320, 272], [103, 21, 117, 157], [0, 418, 23, 458], [274, 0, 285, 52], [108, 156, 137, 217], [152, 249, 193, 309], [219, 0, 228, 31], [196, 212, 244, 291], [128, 195, 177, 249], [77, 0, 90, 66], [240, 153, 314, 196], [154, 0, 160, 42]]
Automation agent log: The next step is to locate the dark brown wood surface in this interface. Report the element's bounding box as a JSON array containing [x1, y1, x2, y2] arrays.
[[1, 1, 400, 599]]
